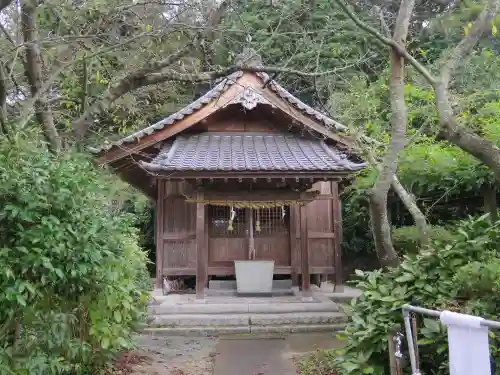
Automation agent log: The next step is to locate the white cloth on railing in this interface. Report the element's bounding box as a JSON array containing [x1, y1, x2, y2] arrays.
[[440, 310, 491, 375]]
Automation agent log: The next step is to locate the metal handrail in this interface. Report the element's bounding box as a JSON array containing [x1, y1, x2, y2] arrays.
[[401, 304, 500, 375]]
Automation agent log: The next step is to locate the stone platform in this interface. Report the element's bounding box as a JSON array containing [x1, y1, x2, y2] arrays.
[[145, 281, 359, 336]]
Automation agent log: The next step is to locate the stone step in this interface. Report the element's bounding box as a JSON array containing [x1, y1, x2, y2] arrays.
[[205, 288, 294, 297], [209, 279, 293, 290], [149, 301, 340, 315], [149, 312, 346, 327], [142, 323, 346, 336]]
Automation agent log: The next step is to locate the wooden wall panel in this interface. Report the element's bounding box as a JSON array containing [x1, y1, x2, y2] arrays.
[[163, 240, 196, 268], [294, 181, 336, 273], [309, 239, 334, 266], [161, 181, 198, 273], [164, 180, 194, 197], [254, 236, 290, 266], [163, 197, 196, 233], [209, 237, 247, 264]]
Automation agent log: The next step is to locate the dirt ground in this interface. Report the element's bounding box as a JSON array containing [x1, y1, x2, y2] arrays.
[[117, 334, 219, 375], [115, 332, 341, 375]]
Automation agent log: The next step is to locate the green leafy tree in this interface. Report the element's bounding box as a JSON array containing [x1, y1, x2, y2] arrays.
[[0, 132, 150, 374]]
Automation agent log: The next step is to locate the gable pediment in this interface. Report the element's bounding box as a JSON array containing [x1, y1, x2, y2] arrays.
[[91, 70, 352, 165]]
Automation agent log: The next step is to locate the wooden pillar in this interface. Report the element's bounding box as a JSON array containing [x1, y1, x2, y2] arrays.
[[204, 206, 209, 287], [248, 208, 255, 260], [332, 182, 343, 291], [300, 202, 311, 297], [388, 326, 403, 375], [196, 192, 206, 299], [155, 181, 164, 289], [289, 205, 299, 286]]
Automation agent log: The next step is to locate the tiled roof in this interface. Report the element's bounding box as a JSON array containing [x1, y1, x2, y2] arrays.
[[89, 70, 348, 153], [139, 132, 365, 173]]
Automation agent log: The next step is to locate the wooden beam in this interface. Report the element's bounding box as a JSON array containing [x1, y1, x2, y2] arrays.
[[289, 204, 299, 287], [162, 266, 335, 276], [155, 171, 346, 179], [196, 192, 206, 299], [163, 232, 196, 240], [155, 181, 165, 289], [187, 190, 320, 202], [332, 182, 343, 291], [300, 201, 311, 297], [204, 204, 209, 287], [305, 232, 335, 239]]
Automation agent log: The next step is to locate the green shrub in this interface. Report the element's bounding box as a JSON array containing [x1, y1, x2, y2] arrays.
[[392, 224, 457, 254], [0, 135, 150, 374], [305, 215, 500, 375]]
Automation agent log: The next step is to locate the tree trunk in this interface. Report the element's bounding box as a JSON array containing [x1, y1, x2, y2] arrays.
[[432, 0, 500, 180], [0, 62, 9, 136], [21, 0, 61, 152], [391, 175, 429, 246], [369, 0, 415, 268], [483, 185, 498, 223], [435, 83, 500, 182], [335, 0, 500, 183]]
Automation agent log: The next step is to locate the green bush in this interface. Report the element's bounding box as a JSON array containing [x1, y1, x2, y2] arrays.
[[392, 225, 457, 254], [0, 135, 150, 374], [304, 215, 500, 375]]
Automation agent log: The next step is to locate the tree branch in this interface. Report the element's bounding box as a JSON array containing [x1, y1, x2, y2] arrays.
[[0, 61, 9, 136], [69, 46, 193, 140], [21, 0, 61, 152], [335, 0, 500, 183], [439, 0, 500, 89], [0, 21, 16, 46], [368, 0, 416, 267], [434, 0, 500, 182], [332, 0, 436, 85], [69, 53, 364, 141]]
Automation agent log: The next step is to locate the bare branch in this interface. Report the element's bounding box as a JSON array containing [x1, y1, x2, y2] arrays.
[[148, 62, 362, 84], [391, 174, 428, 241], [21, 0, 61, 152], [0, 21, 16, 46], [333, 0, 436, 85], [433, 0, 500, 182], [365, 150, 429, 248], [335, 0, 500, 183], [70, 46, 193, 140], [439, 0, 500, 89], [69, 54, 365, 141]]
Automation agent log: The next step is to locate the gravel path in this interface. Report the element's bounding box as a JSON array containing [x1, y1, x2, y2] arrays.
[[127, 335, 219, 375]]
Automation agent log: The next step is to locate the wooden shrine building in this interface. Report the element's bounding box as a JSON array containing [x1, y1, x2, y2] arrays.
[[91, 51, 365, 298]]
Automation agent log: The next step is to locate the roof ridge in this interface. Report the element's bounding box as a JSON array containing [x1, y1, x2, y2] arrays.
[[90, 70, 348, 154]]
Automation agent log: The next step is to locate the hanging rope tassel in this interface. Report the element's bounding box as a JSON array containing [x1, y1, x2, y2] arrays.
[[255, 209, 261, 232], [228, 206, 236, 232]]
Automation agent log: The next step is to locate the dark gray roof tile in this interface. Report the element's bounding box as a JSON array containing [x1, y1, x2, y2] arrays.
[[139, 132, 365, 173]]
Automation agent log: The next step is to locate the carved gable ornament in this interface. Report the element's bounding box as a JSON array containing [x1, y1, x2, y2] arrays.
[[224, 86, 275, 110]]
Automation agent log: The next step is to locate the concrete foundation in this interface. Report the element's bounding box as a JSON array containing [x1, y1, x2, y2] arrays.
[[146, 281, 360, 335]]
